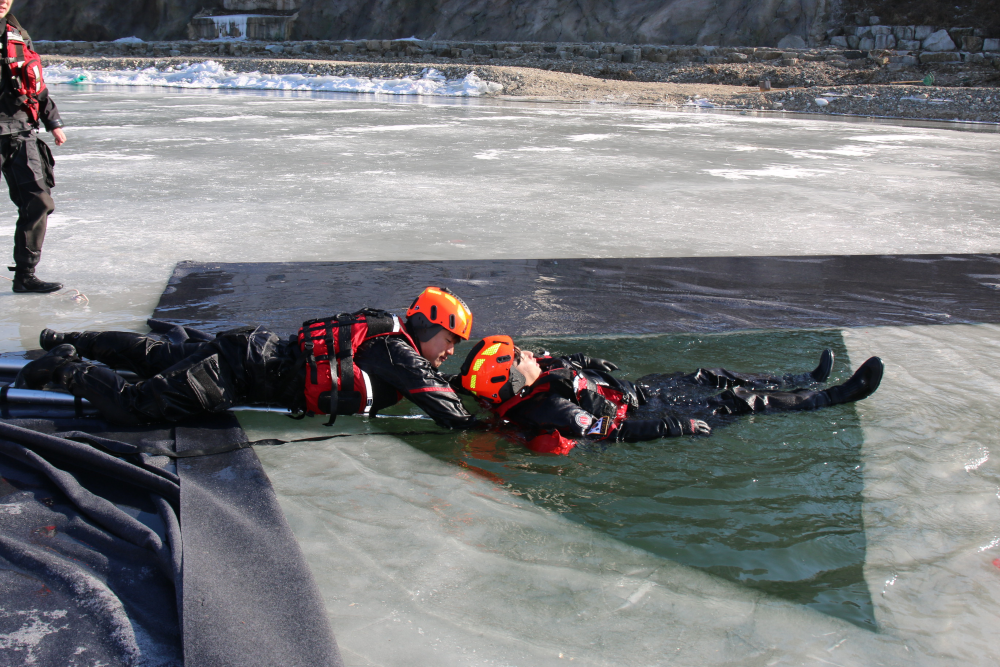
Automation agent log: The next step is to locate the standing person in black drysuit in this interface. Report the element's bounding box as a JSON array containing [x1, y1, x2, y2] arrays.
[[15, 287, 480, 429], [0, 1, 66, 293], [458, 335, 884, 455]]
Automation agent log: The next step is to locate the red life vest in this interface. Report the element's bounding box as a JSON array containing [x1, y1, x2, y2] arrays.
[[494, 367, 631, 455], [3, 19, 46, 123], [297, 309, 418, 424]]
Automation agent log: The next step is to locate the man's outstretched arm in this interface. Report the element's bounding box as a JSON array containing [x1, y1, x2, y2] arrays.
[[359, 338, 478, 429]]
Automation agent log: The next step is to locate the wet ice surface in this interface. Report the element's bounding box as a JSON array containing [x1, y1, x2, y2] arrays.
[[1, 86, 1000, 665], [3, 85, 1000, 347]]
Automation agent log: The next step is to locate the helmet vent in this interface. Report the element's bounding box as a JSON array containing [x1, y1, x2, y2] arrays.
[[430, 305, 437, 320]]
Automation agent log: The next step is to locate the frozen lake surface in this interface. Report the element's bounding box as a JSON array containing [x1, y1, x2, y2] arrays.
[[2, 85, 1000, 666]]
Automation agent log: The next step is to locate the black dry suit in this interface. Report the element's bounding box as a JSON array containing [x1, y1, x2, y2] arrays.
[[498, 354, 838, 455], [1, 16, 62, 274], [41, 320, 476, 429]]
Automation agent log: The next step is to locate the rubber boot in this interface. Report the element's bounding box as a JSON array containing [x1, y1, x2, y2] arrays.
[[824, 357, 884, 406], [39, 328, 77, 351], [13, 344, 82, 389], [783, 349, 834, 386], [11, 267, 62, 294]]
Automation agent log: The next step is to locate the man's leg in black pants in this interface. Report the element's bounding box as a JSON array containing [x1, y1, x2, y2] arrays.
[[707, 357, 883, 416], [3, 132, 61, 293], [684, 350, 834, 391], [56, 349, 236, 425], [43, 330, 208, 378]]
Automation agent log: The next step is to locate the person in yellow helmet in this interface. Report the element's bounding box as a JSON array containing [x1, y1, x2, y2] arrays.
[[18, 287, 480, 429], [459, 335, 882, 455]]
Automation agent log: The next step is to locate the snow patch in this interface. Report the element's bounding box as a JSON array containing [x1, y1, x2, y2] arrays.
[[704, 165, 827, 180], [568, 133, 618, 142], [46, 62, 503, 97]]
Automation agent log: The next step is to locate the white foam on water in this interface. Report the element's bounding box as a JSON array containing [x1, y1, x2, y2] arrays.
[[46, 61, 504, 97]]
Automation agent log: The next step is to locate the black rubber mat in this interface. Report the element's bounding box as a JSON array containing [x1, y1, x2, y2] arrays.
[[154, 254, 1000, 336]]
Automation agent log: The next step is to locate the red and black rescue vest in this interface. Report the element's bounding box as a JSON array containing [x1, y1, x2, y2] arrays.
[[298, 309, 417, 424], [493, 366, 632, 454], [3, 19, 46, 123]]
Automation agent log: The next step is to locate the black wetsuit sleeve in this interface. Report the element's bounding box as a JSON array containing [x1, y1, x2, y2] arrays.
[[610, 417, 688, 442], [356, 338, 477, 430], [39, 89, 63, 131], [508, 393, 597, 439]]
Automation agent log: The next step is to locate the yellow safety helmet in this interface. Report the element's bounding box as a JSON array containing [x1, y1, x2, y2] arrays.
[[459, 335, 526, 403]]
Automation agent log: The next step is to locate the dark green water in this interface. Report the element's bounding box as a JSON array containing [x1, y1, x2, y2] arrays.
[[392, 328, 874, 629]]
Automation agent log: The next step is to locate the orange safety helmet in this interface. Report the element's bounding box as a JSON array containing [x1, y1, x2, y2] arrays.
[[406, 286, 473, 340], [459, 335, 526, 403]]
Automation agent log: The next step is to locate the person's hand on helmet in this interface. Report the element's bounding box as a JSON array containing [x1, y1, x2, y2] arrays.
[[566, 353, 619, 373]]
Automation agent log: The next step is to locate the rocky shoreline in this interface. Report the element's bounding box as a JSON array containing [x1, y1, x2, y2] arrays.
[[43, 51, 1000, 125]]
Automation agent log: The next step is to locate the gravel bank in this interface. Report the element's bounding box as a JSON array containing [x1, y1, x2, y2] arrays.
[[45, 55, 1000, 125]]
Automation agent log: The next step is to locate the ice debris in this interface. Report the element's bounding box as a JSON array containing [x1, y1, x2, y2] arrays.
[[46, 61, 503, 97]]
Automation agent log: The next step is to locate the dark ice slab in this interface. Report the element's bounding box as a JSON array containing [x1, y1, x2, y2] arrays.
[[154, 254, 1000, 335]]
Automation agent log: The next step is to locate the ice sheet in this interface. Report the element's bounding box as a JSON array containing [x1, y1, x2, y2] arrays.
[[2, 87, 1000, 665], [844, 323, 1000, 663]]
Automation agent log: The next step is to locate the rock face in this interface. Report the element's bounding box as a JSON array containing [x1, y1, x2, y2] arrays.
[[292, 0, 834, 46], [17, 0, 836, 46], [14, 0, 219, 41], [922, 29, 956, 52]]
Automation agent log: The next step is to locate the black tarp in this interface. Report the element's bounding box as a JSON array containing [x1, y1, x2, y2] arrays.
[[153, 254, 1000, 336], [0, 413, 344, 667]]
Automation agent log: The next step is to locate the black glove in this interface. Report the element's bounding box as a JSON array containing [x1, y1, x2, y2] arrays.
[[566, 353, 619, 373]]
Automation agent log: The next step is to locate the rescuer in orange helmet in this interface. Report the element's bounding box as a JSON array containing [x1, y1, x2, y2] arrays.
[[460, 335, 882, 455], [20, 286, 480, 428]]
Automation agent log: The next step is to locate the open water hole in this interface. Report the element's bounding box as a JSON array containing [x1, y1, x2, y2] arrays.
[[1, 85, 999, 665]]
